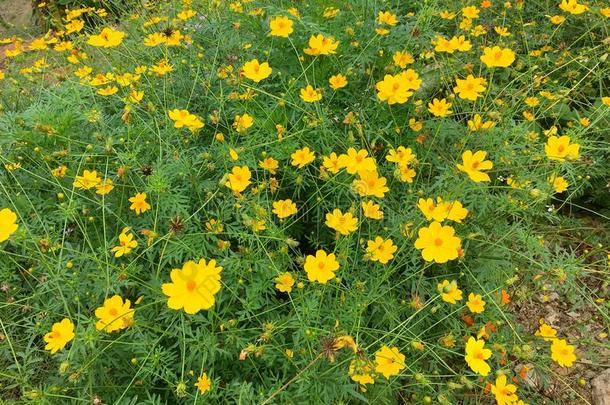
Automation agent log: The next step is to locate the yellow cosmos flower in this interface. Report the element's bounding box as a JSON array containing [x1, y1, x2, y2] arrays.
[[491, 375, 518, 405], [272, 199, 298, 219], [549, 175, 568, 193], [74, 169, 101, 190], [457, 150, 493, 182], [366, 236, 397, 264], [453, 75, 487, 101], [427, 98, 452, 117], [328, 74, 348, 90], [304, 250, 340, 284], [338, 148, 376, 174], [44, 318, 75, 354], [374, 346, 405, 378], [161, 258, 223, 314], [349, 358, 375, 386], [195, 373, 212, 394], [325, 209, 358, 235], [544, 135, 580, 161], [559, 0, 588, 15], [129, 192, 151, 215], [225, 166, 252, 193], [535, 320, 557, 341], [480, 46, 516, 68], [87, 27, 125, 48], [291, 147, 316, 168], [0, 208, 19, 243], [233, 113, 253, 133], [322, 152, 342, 174], [242, 59, 272, 82], [376, 11, 398, 26], [376, 70, 421, 105], [299, 85, 322, 102], [303, 34, 339, 55], [551, 338, 576, 367], [258, 157, 279, 174], [414, 222, 462, 263], [464, 337, 492, 376], [462, 5, 480, 19], [94, 295, 135, 332], [111, 229, 138, 257], [352, 170, 389, 198], [275, 272, 295, 293], [168, 109, 204, 131], [361, 200, 383, 220], [269, 16, 293, 37], [392, 50, 414, 68], [466, 293, 486, 313], [437, 279, 463, 304]]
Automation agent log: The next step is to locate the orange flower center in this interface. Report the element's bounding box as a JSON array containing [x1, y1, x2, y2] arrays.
[[109, 308, 118, 316], [52, 331, 61, 338], [186, 280, 197, 291], [317, 261, 325, 269], [558, 145, 565, 153], [434, 238, 443, 247], [471, 160, 480, 169]]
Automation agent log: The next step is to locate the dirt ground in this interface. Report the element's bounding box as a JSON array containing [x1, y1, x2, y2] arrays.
[[0, 0, 32, 36]]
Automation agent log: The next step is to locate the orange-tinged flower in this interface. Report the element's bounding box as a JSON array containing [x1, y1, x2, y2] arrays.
[[0, 208, 19, 243], [161, 259, 223, 314], [259, 157, 279, 174], [457, 150, 493, 182], [374, 346, 405, 378], [242, 59, 272, 82], [129, 192, 151, 215], [414, 222, 461, 263], [349, 358, 375, 386], [94, 295, 134, 332], [304, 250, 340, 284], [44, 318, 75, 354], [322, 152, 342, 174], [480, 46, 516, 68]]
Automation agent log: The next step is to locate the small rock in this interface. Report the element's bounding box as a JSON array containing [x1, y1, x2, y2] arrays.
[[592, 368, 610, 405]]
